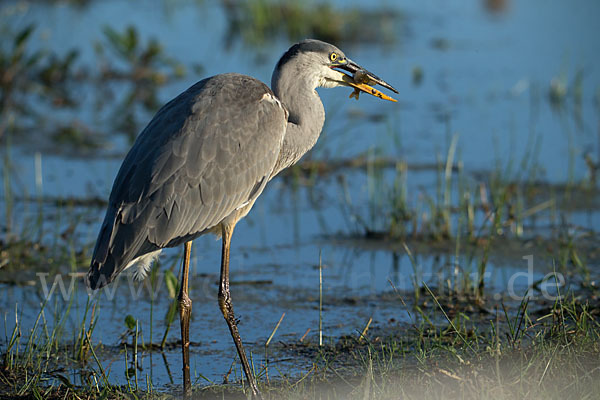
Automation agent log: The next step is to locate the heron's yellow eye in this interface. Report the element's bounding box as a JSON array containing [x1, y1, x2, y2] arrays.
[[330, 52, 338, 62]]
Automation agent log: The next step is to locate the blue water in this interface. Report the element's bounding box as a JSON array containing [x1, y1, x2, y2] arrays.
[[1, 0, 598, 390]]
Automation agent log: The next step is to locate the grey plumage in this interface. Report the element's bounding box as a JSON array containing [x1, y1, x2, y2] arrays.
[[87, 39, 397, 397], [88, 39, 397, 290], [88, 74, 286, 288]]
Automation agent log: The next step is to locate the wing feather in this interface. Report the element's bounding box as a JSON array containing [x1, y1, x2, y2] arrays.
[[87, 73, 287, 288]]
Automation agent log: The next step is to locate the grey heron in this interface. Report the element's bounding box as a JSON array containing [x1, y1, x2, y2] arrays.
[[87, 39, 397, 397]]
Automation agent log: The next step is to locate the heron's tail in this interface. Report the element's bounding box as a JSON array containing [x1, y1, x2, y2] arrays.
[[88, 203, 163, 290], [87, 206, 121, 289], [87, 256, 117, 290], [88, 205, 162, 289]]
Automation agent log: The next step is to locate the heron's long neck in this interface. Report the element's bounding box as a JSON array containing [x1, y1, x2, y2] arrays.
[[271, 70, 325, 177]]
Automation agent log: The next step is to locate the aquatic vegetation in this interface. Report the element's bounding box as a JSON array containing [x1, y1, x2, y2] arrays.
[[96, 25, 188, 143], [1, 276, 598, 399], [0, 22, 192, 152], [0, 25, 81, 141], [1, 0, 599, 398], [222, 0, 400, 48]]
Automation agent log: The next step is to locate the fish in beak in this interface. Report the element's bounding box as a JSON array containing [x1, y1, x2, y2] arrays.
[[332, 59, 399, 102]]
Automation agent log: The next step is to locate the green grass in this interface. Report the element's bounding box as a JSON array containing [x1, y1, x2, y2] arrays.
[[5, 132, 598, 399], [199, 287, 599, 400], [1, 4, 599, 399], [1, 265, 598, 399], [2, 133, 598, 399]]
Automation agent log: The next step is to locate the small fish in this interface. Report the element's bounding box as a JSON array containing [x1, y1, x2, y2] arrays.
[[341, 73, 397, 102], [349, 87, 361, 100], [353, 69, 372, 85]]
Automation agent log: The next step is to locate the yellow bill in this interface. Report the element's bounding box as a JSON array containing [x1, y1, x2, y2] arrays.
[[341, 73, 397, 102]]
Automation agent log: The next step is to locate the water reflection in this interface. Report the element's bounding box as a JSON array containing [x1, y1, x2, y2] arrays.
[[483, 0, 509, 14], [221, 0, 400, 48]]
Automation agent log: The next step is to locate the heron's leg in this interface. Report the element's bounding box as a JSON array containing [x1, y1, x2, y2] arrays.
[[218, 223, 261, 398], [178, 241, 193, 396]]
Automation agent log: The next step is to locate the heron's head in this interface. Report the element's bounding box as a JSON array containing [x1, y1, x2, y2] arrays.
[[272, 39, 398, 102]]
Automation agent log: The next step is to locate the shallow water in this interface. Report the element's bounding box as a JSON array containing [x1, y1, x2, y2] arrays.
[[1, 0, 599, 390]]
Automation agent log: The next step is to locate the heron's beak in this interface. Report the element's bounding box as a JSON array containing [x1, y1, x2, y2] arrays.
[[332, 59, 399, 102]]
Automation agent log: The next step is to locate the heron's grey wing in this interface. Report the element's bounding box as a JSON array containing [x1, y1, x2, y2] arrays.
[[88, 73, 288, 289]]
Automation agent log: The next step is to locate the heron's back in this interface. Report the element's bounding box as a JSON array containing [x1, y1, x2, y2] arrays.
[[88, 73, 288, 289]]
